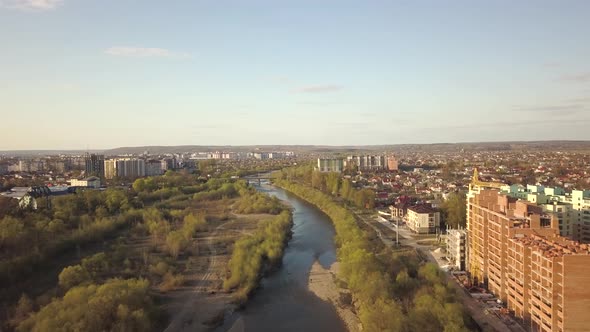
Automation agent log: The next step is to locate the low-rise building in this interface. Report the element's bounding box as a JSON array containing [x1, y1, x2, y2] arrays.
[[407, 204, 440, 234], [70, 176, 101, 188], [446, 228, 467, 270]]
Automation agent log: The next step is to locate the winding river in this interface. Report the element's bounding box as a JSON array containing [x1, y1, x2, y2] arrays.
[[217, 181, 347, 332]]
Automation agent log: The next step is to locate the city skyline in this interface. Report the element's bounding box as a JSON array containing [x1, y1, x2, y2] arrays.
[[2, 0, 590, 149]]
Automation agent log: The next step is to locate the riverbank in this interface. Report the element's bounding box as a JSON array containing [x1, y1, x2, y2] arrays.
[[308, 261, 361, 332]]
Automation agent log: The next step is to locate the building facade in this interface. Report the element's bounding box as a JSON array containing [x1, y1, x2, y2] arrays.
[[467, 186, 590, 332], [346, 155, 386, 171], [104, 158, 146, 179], [406, 204, 440, 234], [70, 176, 101, 188], [387, 156, 399, 171], [317, 158, 344, 173], [446, 228, 467, 270], [85, 153, 105, 178]]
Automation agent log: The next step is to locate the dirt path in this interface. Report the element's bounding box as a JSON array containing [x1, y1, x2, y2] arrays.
[[163, 220, 236, 332], [308, 261, 361, 332]]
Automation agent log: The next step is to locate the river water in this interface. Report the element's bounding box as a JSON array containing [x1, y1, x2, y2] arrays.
[[217, 182, 347, 332]]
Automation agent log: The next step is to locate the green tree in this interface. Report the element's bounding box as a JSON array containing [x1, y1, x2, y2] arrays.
[[18, 278, 155, 332], [166, 231, 188, 259], [441, 193, 467, 228], [58, 265, 91, 291]]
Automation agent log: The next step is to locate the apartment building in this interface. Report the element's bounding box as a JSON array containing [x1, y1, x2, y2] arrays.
[[387, 155, 399, 171], [85, 153, 105, 178], [446, 228, 467, 270], [502, 185, 590, 242], [346, 155, 386, 171], [317, 158, 344, 173], [506, 235, 590, 332], [467, 188, 559, 292], [406, 204, 440, 234], [468, 187, 590, 332], [104, 158, 146, 179]]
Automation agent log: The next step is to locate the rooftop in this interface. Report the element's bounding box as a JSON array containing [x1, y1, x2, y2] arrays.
[[408, 204, 437, 214], [512, 234, 590, 258]]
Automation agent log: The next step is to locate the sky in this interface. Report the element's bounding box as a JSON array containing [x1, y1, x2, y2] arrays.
[[1, 0, 590, 149]]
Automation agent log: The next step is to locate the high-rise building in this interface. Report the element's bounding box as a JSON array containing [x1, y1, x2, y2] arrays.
[[506, 234, 590, 332], [317, 158, 344, 172], [85, 153, 105, 178], [104, 158, 145, 179], [467, 182, 590, 332], [387, 155, 399, 171], [346, 155, 386, 171]]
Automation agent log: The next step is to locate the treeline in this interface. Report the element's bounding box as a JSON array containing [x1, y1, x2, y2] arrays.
[[223, 210, 292, 303], [277, 165, 376, 209], [0, 188, 138, 286], [273, 178, 471, 331], [17, 278, 156, 332]]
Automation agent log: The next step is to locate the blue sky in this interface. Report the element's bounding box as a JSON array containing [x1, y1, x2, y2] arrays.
[[1, 0, 589, 149]]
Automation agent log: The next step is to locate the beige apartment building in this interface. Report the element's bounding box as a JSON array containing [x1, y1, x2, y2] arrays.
[[467, 186, 590, 332]]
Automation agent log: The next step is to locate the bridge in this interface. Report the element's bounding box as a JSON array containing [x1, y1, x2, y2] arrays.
[[242, 174, 274, 185]]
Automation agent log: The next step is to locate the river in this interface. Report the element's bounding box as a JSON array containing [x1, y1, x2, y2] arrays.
[[216, 181, 347, 332]]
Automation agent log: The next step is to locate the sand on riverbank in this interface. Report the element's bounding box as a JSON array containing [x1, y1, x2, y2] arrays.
[[308, 261, 361, 332]]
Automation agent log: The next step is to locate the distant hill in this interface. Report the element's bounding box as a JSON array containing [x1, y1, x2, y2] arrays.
[[3, 141, 590, 156], [0, 150, 103, 156], [102, 141, 590, 155]]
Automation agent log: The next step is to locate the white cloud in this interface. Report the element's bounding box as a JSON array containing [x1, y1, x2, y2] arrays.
[[292, 85, 343, 93], [0, 0, 63, 10], [104, 46, 190, 59]]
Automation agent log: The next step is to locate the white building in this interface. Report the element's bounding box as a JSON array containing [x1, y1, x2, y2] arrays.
[[104, 158, 146, 179], [317, 158, 344, 173], [502, 185, 590, 242], [446, 228, 467, 270], [346, 155, 386, 171], [70, 176, 101, 188], [407, 205, 441, 234]]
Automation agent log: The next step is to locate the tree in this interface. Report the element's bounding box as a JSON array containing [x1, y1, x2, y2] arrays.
[[0, 216, 25, 248], [340, 179, 352, 200], [166, 231, 187, 259], [18, 279, 155, 332], [441, 193, 467, 228], [58, 265, 91, 291]]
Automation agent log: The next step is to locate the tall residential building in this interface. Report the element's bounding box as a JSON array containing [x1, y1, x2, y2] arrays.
[[467, 180, 590, 332], [506, 234, 590, 332], [317, 158, 344, 173], [85, 153, 105, 178], [346, 155, 386, 171], [104, 158, 145, 179], [146, 160, 164, 176], [387, 155, 399, 171]]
